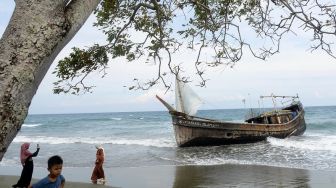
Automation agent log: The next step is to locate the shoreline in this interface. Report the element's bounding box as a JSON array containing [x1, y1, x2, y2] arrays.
[[1, 164, 336, 187]]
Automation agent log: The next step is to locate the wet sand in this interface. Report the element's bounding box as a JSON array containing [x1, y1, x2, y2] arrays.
[[0, 175, 115, 188], [0, 164, 336, 187]]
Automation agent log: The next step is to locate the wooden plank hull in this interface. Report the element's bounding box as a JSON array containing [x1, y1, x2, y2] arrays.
[[171, 109, 306, 147]]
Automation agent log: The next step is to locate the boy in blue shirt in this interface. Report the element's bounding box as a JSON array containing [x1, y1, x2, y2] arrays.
[[29, 155, 65, 188]]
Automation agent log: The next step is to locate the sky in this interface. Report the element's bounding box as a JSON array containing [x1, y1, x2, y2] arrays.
[[1, 1, 336, 114]]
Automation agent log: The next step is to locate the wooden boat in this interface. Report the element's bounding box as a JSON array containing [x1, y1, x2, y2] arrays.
[[156, 78, 306, 147]]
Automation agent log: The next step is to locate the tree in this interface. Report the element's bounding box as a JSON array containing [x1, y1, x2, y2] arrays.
[[0, 0, 335, 160], [0, 0, 100, 160]]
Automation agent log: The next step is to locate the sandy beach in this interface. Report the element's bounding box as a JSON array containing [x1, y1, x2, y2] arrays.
[[1, 164, 336, 187], [0, 175, 115, 188]]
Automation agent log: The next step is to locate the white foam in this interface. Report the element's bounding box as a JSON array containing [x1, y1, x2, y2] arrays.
[[13, 136, 176, 148], [22, 123, 42, 127], [0, 158, 19, 166], [192, 158, 254, 166], [110, 118, 122, 121], [111, 138, 176, 147], [180, 155, 261, 166], [178, 156, 303, 169], [158, 157, 182, 163], [267, 135, 336, 151]]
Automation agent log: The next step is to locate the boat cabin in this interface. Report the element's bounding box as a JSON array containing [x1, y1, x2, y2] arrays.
[[245, 102, 302, 124]]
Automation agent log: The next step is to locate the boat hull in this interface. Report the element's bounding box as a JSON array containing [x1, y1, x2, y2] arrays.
[[171, 110, 306, 147]]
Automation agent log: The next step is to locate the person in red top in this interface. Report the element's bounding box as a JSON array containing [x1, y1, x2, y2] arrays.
[[91, 145, 105, 184], [13, 143, 40, 188]]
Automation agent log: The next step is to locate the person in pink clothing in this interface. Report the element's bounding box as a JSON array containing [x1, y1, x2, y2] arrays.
[[12, 143, 40, 188]]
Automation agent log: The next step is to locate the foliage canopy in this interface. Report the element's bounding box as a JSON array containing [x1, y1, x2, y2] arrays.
[[53, 0, 336, 94]]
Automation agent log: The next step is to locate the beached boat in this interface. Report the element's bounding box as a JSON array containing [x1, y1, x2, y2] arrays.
[[156, 77, 306, 147]]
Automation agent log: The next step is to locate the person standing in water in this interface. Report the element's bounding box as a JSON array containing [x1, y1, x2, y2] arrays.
[[91, 145, 105, 184], [13, 143, 40, 188]]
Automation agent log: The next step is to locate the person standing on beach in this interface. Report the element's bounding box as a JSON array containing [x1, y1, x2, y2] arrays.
[[29, 155, 65, 188], [12, 143, 40, 188], [91, 145, 105, 184]]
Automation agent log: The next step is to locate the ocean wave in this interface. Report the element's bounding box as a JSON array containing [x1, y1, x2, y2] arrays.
[[308, 121, 336, 131], [192, 158, 256, 166], [0, 158, 19, 166], [113, 138, 176, 147], [197, 159, 309, 169], [267, 136, 336, 151], [13, 136, 176, 148], [110, 117, 122, 121], [79, 117, 117, 122], [174, 156, 294, 169], [22, 123, 42, 127]]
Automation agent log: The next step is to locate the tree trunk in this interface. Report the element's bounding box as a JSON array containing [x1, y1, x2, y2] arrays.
[[0, 0, 100, 160]]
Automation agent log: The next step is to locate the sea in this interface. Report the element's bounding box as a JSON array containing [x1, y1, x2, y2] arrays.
[[2, 106, 336, 171]]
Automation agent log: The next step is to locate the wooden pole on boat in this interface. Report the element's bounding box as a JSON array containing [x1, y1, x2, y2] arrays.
[[156, 95, 176, 112], [175, 75, 185, 113]]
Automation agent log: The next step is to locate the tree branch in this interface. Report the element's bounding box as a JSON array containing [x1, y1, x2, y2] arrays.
[[65, 0, 101, 42]]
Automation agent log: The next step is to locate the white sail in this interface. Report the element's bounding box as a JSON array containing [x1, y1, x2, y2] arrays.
[[175, 77, 203, 116]]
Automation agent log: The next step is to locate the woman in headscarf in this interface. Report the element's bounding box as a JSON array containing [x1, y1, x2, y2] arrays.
[[91, 145, 105, 184], [12, 143, 40, 188]]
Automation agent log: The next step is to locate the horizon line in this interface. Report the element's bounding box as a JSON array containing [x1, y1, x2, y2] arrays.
[[27, 104, 335, 116]]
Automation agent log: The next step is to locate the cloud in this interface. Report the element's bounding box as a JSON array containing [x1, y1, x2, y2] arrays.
[[134, 88, 174, 103], [314, 91, 322, 98]]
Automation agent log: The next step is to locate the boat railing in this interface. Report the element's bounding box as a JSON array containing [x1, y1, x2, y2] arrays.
[[169, 110, 217, 121], [244, 108, 265, 120], [244, 99, 302, 121]]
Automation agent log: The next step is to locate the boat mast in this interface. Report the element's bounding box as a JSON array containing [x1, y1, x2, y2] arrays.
[[176, 74, 185, 113], [156, 95, 176, 112], [271, 93, 277, 111]]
